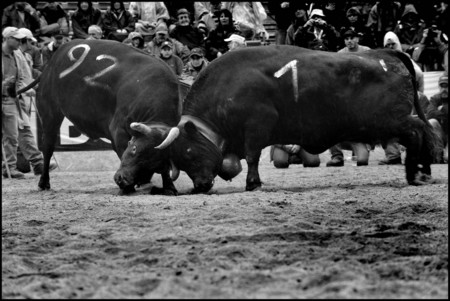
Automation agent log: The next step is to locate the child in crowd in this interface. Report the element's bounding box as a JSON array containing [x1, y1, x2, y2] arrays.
[[159, 40, 183, 76], [181, 47, 209, 81]]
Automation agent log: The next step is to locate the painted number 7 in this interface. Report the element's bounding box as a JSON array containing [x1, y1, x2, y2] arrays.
[[274, 59, 299, 102]]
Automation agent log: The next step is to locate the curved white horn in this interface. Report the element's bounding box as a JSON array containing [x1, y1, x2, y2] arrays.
[[130, 122, 152, 136], [170, 159, 180, 181], [155, 127, 180, 149]]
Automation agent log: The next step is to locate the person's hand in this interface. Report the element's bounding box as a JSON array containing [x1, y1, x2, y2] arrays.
[[315, 19, 327, 27], [305, 19, 315, 28]]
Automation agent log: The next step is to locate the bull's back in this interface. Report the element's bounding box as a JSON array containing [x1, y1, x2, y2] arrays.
[[185, 46, 414, 148], [38, 39, 180, 138]]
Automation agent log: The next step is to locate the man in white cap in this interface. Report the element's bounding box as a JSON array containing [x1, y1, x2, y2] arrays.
[[17, 27, 42, 77], [2, 27, 57, 178], [224, 33, 246, 51]]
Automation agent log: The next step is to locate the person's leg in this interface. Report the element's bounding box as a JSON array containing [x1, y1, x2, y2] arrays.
[[2, 103, 24, 178], [18, 126, 57, 175], [271, 145, 290, 168], [352, 142, 370, 166], [16, 147, 31, 173], [379, 139, 402, 165], [299, 148, 320, 167], [429, 118, 447, 163], [326, 144, 344, 166]]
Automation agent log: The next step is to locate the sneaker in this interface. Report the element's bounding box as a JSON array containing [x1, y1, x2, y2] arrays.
[[2, 168, 25, 179], [326, 158, 344, 167], [33, 162, 58, 175], [378, 157, 402, 165]]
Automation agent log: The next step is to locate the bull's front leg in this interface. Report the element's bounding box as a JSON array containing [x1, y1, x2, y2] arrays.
[[150, 164, 178, 196], [245, 149, 263, 191]]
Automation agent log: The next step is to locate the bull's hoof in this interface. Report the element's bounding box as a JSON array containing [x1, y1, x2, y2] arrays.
[[246, 182, 262, 191], [38, 180, 50, 190], [150, 186, 178, 196], [118, 186, 136, 195]]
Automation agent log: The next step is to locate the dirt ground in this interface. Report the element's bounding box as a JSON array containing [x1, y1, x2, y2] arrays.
[[2, 147, 448, 299]]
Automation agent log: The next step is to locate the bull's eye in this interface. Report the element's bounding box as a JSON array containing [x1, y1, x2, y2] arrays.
[[132, 145, 137, 154]]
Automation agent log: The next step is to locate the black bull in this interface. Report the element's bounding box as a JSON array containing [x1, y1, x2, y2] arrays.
[[32, 39, 181, 194], [155, 46, 441, 193]]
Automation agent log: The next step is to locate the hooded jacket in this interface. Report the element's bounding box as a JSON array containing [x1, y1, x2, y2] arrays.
[[393, 4, 425, 52], [383, 31, 424, 93]]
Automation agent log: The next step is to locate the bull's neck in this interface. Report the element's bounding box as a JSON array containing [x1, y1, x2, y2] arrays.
[[179, 115, 225, 153]]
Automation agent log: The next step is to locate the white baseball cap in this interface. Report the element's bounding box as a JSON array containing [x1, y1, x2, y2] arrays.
[[2, 26, 27, 39], [17, 27, 37, 42]]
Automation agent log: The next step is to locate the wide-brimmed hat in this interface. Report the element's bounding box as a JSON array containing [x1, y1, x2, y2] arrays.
[[2, 26, 27, 39]]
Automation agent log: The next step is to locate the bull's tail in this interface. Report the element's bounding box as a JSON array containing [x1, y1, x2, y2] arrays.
[[393, 51, 443, 160], [16, 74, 41, 95]]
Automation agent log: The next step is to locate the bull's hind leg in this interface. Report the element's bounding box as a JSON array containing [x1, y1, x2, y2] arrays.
[[400, 117, 439, 185], [38, 112, 65, 190]]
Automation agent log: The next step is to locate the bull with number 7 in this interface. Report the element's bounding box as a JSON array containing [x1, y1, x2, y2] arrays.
[[149, 46, 441, 193]]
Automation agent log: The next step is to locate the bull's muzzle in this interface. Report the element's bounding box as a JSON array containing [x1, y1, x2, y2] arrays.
[[114, 171, 132, 189], [192, 179, 214, 194]]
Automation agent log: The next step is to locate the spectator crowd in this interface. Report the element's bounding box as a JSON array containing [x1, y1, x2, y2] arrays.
[[2, 1, 448, 178]]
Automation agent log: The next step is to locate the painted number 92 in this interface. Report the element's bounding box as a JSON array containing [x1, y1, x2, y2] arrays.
[[59, 44, 117, 88]]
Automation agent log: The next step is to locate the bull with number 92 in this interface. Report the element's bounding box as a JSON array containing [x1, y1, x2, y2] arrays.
[[28, 39, 181, 195], [153, 46, 441, 193]]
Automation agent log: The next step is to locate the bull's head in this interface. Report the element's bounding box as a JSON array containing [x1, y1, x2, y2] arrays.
[[114, 122, 179, 191], [155, 120, 223, 193]]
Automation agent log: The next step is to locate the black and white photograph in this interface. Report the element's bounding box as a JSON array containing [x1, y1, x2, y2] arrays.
[[2, 1, 448, 298]]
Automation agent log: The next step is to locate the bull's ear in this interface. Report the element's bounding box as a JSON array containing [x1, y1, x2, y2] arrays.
[[184, 121, 198, 136]]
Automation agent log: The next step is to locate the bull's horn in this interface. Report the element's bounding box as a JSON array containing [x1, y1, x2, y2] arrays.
[[155, 127, 180, 149], [170, 159, 180, 181], [130, 122, 152, 136]]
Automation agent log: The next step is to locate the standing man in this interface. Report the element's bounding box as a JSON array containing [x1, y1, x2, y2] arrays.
[[2, 26, 27, 178], [2, 27, 56, 178]]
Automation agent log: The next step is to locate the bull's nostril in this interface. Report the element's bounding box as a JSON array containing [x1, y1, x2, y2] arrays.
[[114, 174, 122, 184]]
